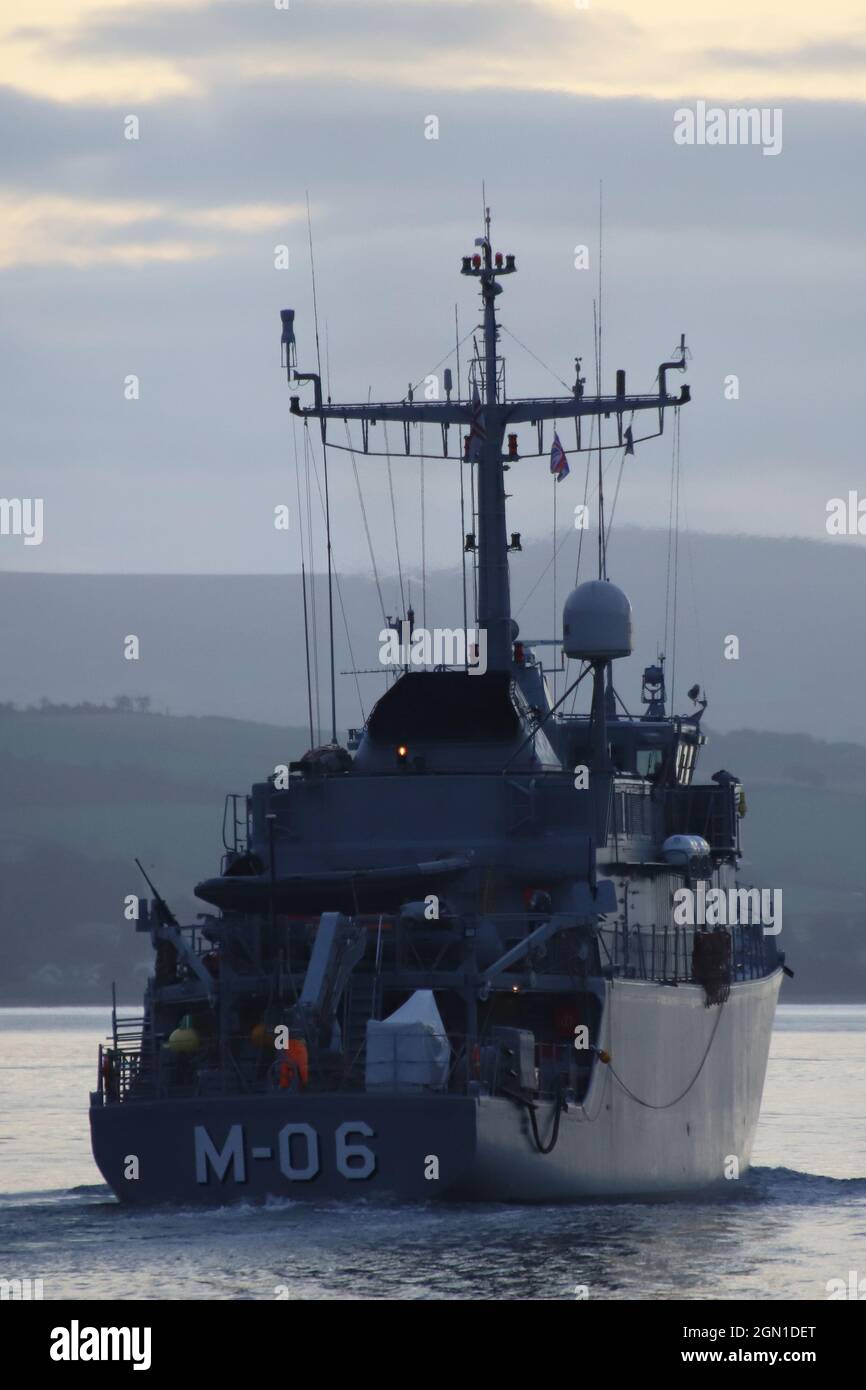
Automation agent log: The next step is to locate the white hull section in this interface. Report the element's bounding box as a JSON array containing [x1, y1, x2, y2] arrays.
[[471, 970, 783, 1200]]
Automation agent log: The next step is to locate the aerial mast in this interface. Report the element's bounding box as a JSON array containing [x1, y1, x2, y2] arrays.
[[461, 209, 517, 670], [284, 217, 689, 689]]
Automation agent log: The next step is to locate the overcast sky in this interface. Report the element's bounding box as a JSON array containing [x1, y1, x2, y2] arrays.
[[3, 0, 866, 587]]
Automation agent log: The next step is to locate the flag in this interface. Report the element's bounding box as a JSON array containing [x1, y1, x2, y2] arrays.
[[550, 431, 569, 482], [624, 425, 635, 456], [465, 387, 486, 462]]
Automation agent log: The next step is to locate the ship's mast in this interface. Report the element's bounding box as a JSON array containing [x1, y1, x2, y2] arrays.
[[466, 207, 516, 670], [285, 216, 690, 684]]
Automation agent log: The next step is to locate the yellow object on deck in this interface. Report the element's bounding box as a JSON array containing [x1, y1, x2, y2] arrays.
[[251, 1022, 274, 1050], [166, 1015, 200, 1053]]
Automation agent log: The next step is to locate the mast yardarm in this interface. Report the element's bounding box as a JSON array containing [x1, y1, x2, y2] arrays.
[[284, 214, 689, 673]]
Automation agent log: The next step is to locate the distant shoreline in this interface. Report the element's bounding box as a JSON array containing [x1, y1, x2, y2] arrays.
[[2, 997, 865, 1010]]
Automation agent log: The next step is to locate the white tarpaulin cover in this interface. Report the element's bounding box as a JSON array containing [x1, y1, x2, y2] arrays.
[[365, 990, 451, 1092]]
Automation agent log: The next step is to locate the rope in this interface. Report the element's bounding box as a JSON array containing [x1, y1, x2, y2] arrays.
[[528, 1090, 564, 1154], [307, 436, 366, 725], [408, 325, 476, 398], [663, 408, 680, 691], [606, 998, 726, 1110], [603, 442, 629, 559], [420, 425, 427, 629], [504, 1086, 565, 1154], [500, 324, 572, 392], [514, 525, 575, 618], [384, 422, 406, 616], [345, 420, 387, 626], [302, 425, 321, 743], [671, 409, 681, 709], [291, 417, 315, 749], [680, 428, 706, 698], [552, 469, 557, 703]]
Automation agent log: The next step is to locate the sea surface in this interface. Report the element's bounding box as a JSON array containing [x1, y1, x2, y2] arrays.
[[1, 1005, 864, 1300]]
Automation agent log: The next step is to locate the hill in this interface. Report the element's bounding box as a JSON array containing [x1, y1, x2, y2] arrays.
[[0, 710, 862, 1003]]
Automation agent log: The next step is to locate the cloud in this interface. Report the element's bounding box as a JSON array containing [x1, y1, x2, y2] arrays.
[[13, 0, 866, 107], [0, 191, 305, 267], [1, 4, 864, 572], [707, 41, 866, 73]]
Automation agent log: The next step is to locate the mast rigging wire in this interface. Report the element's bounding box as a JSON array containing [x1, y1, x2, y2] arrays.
[[499, 324, 572, 392], [383, 422, 406, 617], [345, 419, 388, 629], [680, 432, 705, 698], [552, 463, 558, 703], [670, 409, 682, 710], [596, 182, 606, 582], [302, 424, 322, 743], [408, 325, 476, 398], [306, 192, 337, 744], [420, 425, 427, 630], [291, 417, 315, 749], [306, 432, 366, 724]]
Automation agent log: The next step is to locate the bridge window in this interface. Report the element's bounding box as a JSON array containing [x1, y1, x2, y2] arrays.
[[637, 749, 663, 779]]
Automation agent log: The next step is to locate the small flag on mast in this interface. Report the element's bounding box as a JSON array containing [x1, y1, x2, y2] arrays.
[[550, 431, 569, 482], [465, 386, 486, 462]]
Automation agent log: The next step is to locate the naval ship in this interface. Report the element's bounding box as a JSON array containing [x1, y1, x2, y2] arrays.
[[90, 216, 786, 1203]]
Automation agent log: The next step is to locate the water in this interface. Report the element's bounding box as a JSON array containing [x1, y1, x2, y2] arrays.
[[1, 1005, 864, 1300]]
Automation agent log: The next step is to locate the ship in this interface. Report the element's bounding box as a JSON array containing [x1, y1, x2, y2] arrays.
[[90, 214, 787, 1203]]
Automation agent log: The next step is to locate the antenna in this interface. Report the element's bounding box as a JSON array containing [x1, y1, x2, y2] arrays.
[[287, 214, 689, 676], [596, 182, 606, 581], [306, 192, 338, 745]]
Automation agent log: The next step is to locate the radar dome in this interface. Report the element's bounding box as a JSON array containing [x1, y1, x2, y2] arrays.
[[562, 580, 633, 660]]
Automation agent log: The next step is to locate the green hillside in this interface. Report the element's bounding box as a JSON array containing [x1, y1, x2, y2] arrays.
[[0, 711, 863, 1002]]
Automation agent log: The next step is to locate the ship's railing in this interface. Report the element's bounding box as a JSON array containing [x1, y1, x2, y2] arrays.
[[597, 922, 778, 984], [221, 792, 249, 856], [660, 782, 741, 856], [97, 1023, 593, 1104], [99, 1045, 153, 1103]]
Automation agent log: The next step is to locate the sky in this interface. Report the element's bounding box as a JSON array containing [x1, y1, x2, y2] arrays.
[[2, 0, 866, 584]]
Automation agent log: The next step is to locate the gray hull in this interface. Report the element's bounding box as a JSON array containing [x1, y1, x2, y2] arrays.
[[91, 971, 782, 1204]]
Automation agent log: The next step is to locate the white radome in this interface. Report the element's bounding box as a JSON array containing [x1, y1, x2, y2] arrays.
[[562, 579, 633, 661]]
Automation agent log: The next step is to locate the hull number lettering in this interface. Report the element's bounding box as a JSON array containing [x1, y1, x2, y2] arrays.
[[195, 1121, 376, 1185]]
